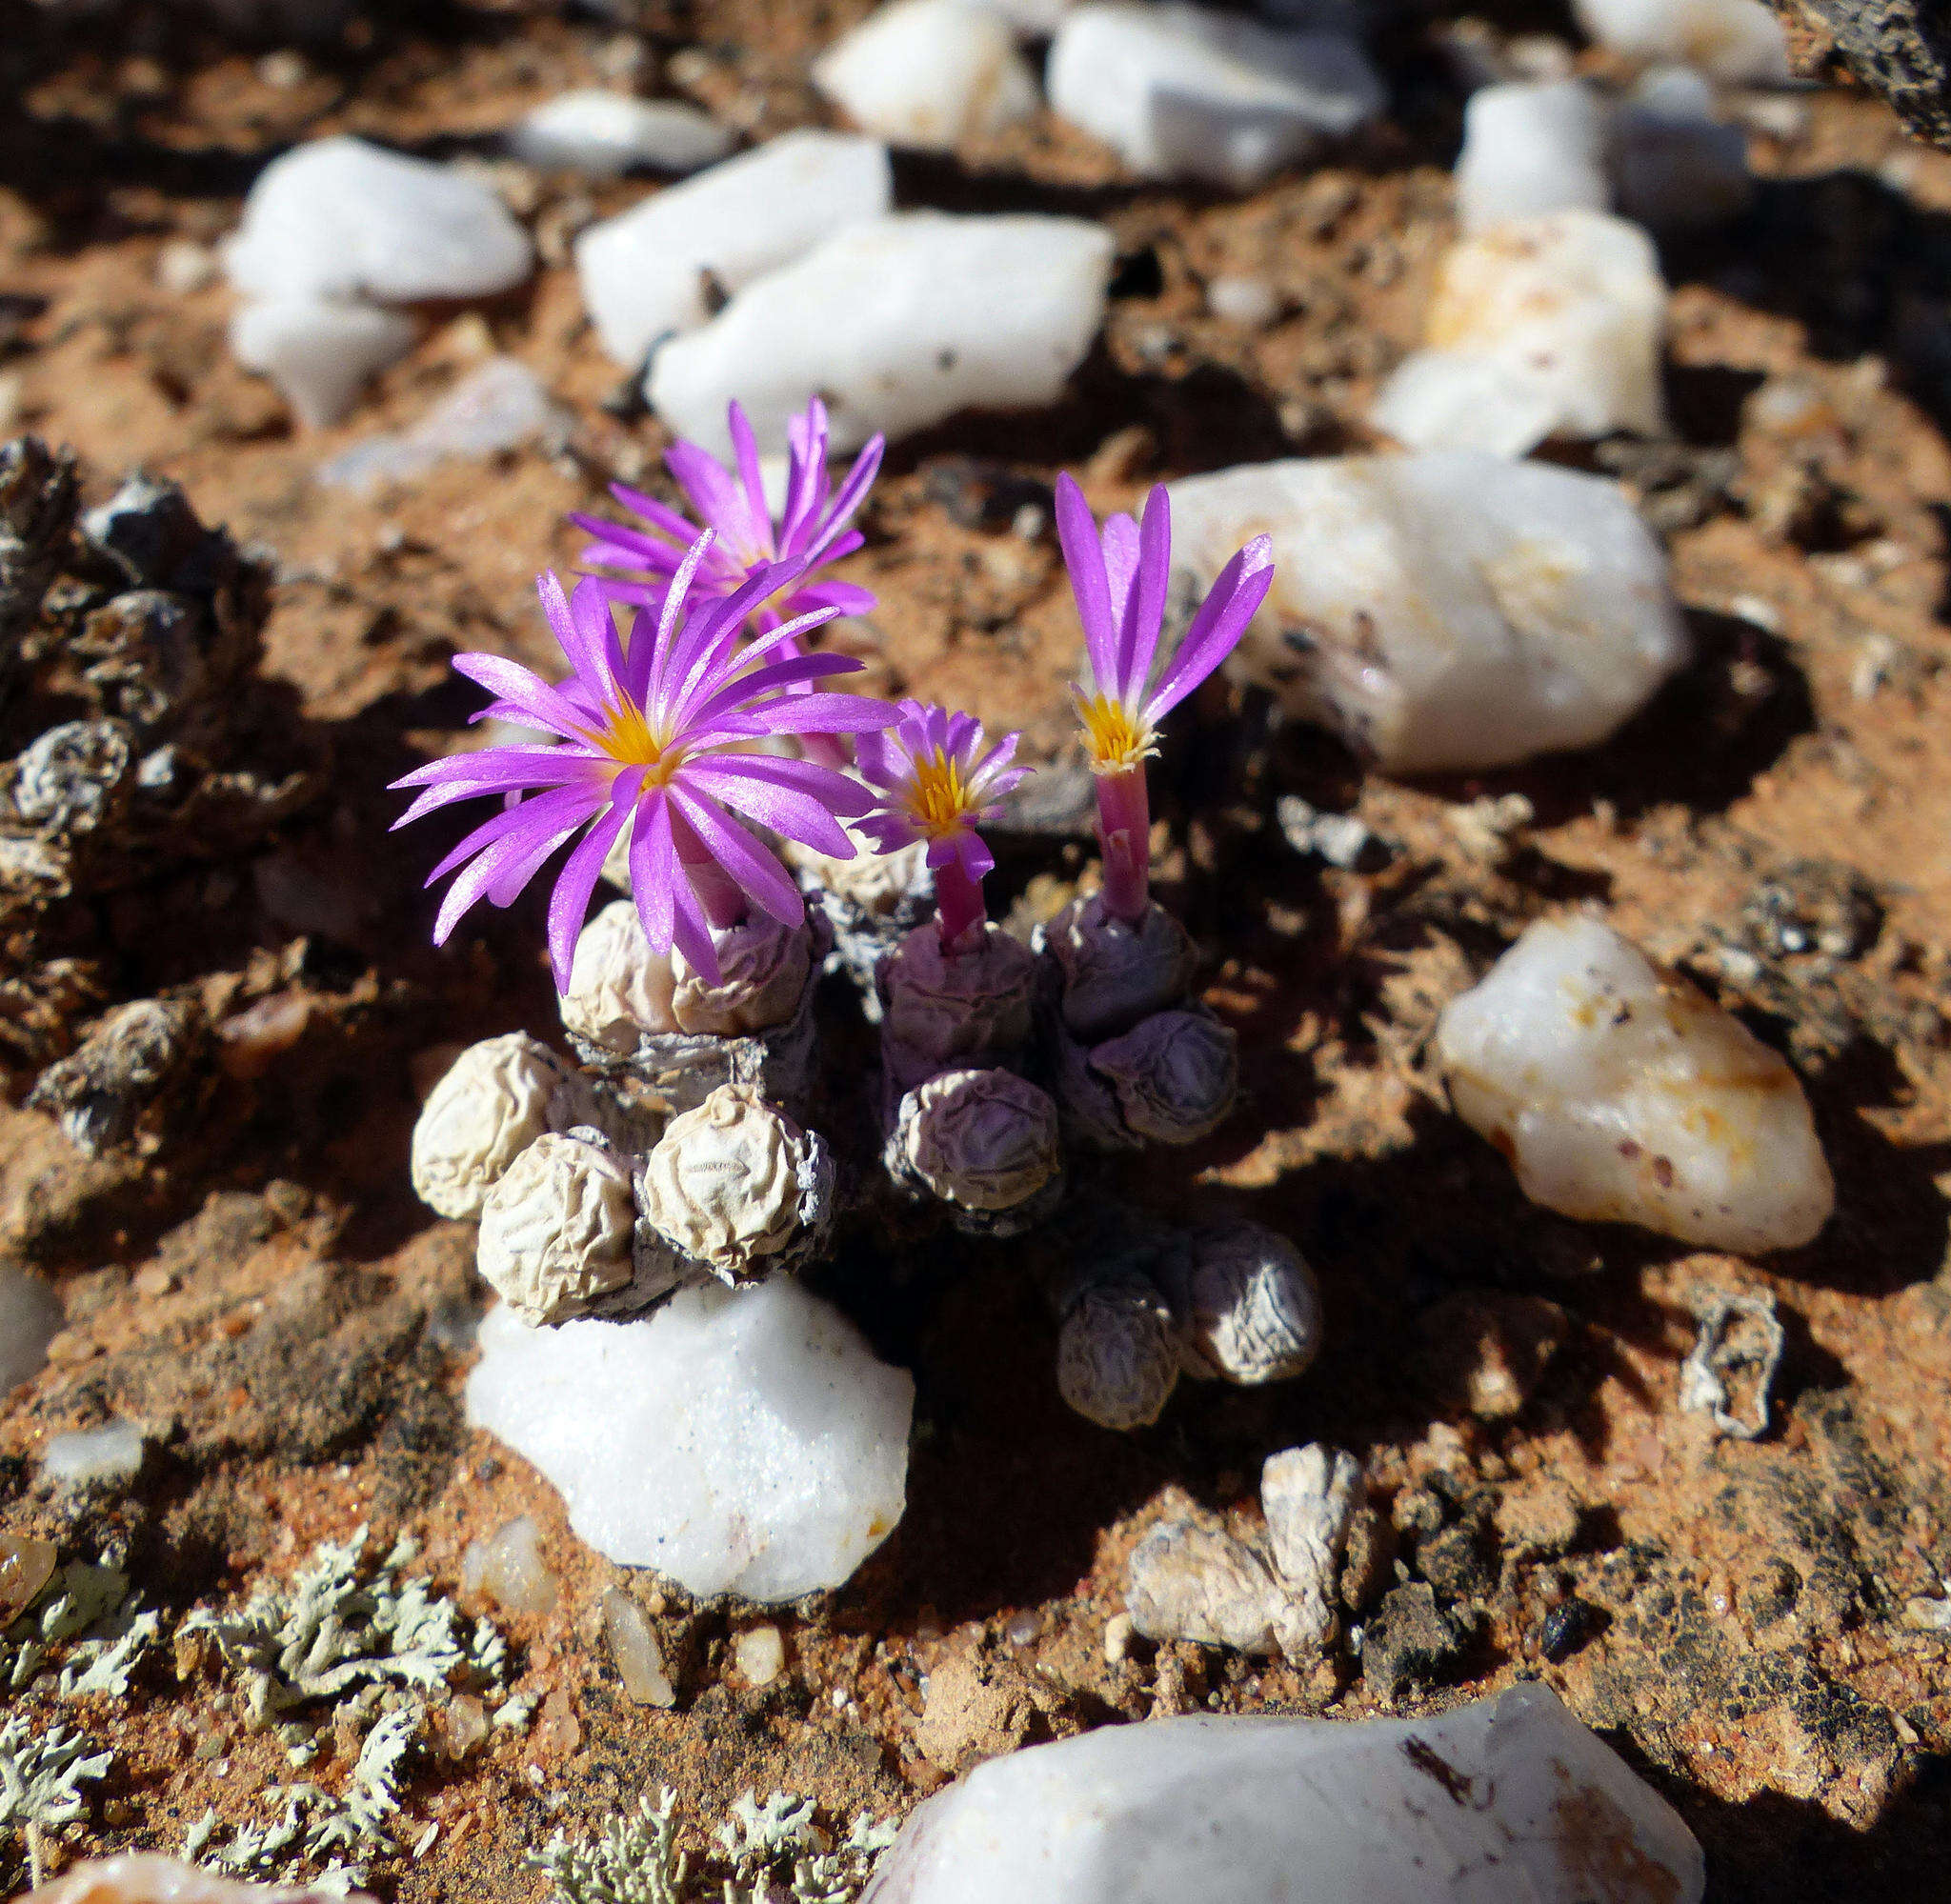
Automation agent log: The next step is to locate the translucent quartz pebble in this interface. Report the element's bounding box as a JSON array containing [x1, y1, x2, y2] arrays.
[[860, 1682, 1703, 1904], [814, 0, 1040, 151], [224, 136, 533, 305], [1452, 80, 1610, 233], [1573, 0, 1789, 83], [466, 1278, 913, 1600], [25, 1854, 374, 1904], [1047, 4, 1383, 190], [1169, 452, 1688, 772], [574, 130, 892, 368], [506, 90, 734, 177], [1372, 210, 1668, 458], [227, 299, 416, 431], [1435, 914, 1835, 1251], [650, 212, 1115, 456]]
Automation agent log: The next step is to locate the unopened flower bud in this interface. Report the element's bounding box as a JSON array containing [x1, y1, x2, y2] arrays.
[[636, 1082, 831, 1283], [1056, 1271, 1179, 1431], [879, 922, 1037, 1091], [672, 915, 812, 1036], [412, 1032, 585, 1220], [476, 1132, 635, 1326], [1045, 892, 1197, 1041], [1091, 1009, 1238, 1146], [894, 1067, 1062, 1215], [1161, 1220, 1322, 1385], [560, 898, 678, 1052]]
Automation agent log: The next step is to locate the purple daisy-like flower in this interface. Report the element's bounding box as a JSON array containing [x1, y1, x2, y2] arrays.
[[391, 533, 896, 990], [855, 699, 1027, 952], [572, 395, 883, 634], [1055, 472, 1273, 921]]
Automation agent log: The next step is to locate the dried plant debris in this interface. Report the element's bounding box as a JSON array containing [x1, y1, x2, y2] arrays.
[[0, 437, 324, 1105], [177, 1529, 518, 1888], [534, 1790, 896, 1904], [1678, 1290, 1786, 1440]]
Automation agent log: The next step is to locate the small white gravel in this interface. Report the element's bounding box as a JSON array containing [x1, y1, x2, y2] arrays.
[[506, 90, 734, 176], [813, 0, 1040, 150]]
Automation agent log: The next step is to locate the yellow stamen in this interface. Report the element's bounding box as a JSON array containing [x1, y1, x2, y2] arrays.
[[579, 698, 686, 785], [1075, 691, 1157, 774], [909, 748, 973, 840]]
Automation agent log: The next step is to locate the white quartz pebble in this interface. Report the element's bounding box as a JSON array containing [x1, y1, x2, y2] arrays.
[[1453, 79, 1611, 232], [466, 1279, 913, 1600], [1168, 452, 1689, 772], [1573, 0, 1790, 83], [23, 1854, 373, 1904], [574, 130, 893, 369], [650, 211, 1115, 455], [316, 356, 566, 491], [1048, 4, 1383, 190], [42, 1421, 146, 1490], [506, 90, 734, 176], [1436, 915, 1835, 1251], [814, 0, 1041, 151], [862, 1681, 1704, 1904], [225, 136, 533, 305], [0, 1265, 62, 1393], [1372, 210, 1668, 458], [1614, 67, 1754, 230], [228, 299, 417, 431], [460, 1513, 559, 1614]]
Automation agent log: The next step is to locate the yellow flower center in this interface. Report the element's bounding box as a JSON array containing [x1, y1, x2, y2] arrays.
[[582, 698, 685, 785], [1075, 692, 1156, 774], [910, 748, 973, 839]]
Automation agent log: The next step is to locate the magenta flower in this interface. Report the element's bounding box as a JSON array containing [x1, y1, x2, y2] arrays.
[[855, 700, 1027, 953], [391, 534, 896, 990], [572, 395, 882, 634], [1055, 473, 1273, 922]]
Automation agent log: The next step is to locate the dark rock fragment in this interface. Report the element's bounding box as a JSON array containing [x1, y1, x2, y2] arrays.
[[1362, 1581, 1462, 1699]]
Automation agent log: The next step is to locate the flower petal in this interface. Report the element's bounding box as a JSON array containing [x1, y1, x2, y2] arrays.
[[1116, 484, 1172, 701], [546, 771, 643, 990], [425, 781, 603, 887], [683, 756, 863, 854], [1143, 532, 1275, 724], [669, 786, 805, 929], [451, 651, 598, 743], [1056, 472, 1119, 693]]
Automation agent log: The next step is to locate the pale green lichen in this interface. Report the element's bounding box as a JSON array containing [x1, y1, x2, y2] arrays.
[[2, 1557, 158, 1695], [535, 1790, 897, 1904], [0, 1713, 113, 1885], [180, 1527, 517, 1889]]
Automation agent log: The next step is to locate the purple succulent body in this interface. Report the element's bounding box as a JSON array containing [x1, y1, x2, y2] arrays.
[[392, 533, 895, 989]]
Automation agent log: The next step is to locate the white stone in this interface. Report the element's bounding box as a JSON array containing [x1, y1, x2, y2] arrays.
[[863, 1681, 1704, 1904], [506, 90, 735, 176], [985, 0, 1077, 27], [42, 1421, 146, 1489], [1168, 451, 1689, 772], [225, 136, 533, 305], [1205, 274, 1280, 327], [466, 1279, 913, 1600], [1436, 915, 1835, 1251], [1453, 80, 1610, 233], [734, 1623, 787, 1685], [316, 356, 567, 491], [1372, 210, 1668, 458], [574, 130, 893, 369], [1613, 67, 1753, 230], [1573, 0, 1789, 83], [0, 1266, 62, 1393], [814, 0, 1041, 151], [650, 211, 1114, 456], [1047, 4, 1383, 190], [603, 1587, 676, 1705], [156, 239, 219, 295], [228, 299, 418, 431], [23, 1854, 373, 1904]]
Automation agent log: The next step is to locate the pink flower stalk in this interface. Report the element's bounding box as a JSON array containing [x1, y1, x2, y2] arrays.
[[1055, 473, 1274, 922], [855, 701, 1028, 954], [391, 533, 895, 990], [572, 395, 882, 636]]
